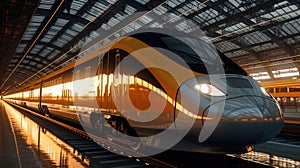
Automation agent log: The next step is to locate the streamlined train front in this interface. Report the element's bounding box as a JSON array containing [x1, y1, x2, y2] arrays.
[[112, 32, 284, 153], [174, 74, 284, 153]]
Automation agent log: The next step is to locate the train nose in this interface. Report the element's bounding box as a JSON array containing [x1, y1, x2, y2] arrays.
[[202, 96, 283, 146]]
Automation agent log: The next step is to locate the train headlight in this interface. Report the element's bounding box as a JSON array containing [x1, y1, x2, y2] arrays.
[[260, 87, 270, 97], [195, 84, 225, 96]]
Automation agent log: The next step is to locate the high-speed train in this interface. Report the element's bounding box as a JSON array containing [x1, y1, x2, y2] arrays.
[[4, 31, 283, 154]]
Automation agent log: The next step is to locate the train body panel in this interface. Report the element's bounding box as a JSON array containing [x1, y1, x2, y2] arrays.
[[3, 31, 283, 154]]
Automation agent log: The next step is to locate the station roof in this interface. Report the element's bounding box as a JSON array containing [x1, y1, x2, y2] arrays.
[[0, 0, 299, 95]]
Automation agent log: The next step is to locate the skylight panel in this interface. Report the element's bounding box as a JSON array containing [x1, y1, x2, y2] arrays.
[[55, 18, 69, 27], [47, 50, 60, 60], [217, 41, 240, 52], [153, 5, 168, 16], [95, 1, 107, 10], [40, 47, 53, 57], [107, 17, 120, 27], [38, 0, 55, 10], [166, 0, 180, 8], [16, 44, 27, 54], [71, 0, 86, 12], [226, 50, 248, 57], [124, 5, 137, 15], [31, 15, 45, 23], [38, 3, 52, 10], [53, 38, 67, 47], [73, 23, 84, 31], [244, 32, 270, 45], [29, 46, 42, 56], [29, 22, 41, 27], [90, 3, 105, 15], [250, 72, 271, 80], [282, 21, 300, 35], [82, 13, 95, 21], [272, 68, 300, 78], [23, 33, 34, 40], [139, 15, 153, 24], [135, 0, 150, 5], [224, 22, 248, 34], [252, 42, 278, 52], [66, 29, 79, 37], [60, 34, 73, 42]]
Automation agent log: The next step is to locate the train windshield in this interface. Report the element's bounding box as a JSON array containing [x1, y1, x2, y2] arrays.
[[161, 36, 247, 75]]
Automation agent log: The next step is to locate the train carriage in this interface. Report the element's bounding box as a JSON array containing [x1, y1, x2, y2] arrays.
[[4, 31, 284, 154]]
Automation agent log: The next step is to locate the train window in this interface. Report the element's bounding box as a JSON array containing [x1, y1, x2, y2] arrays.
[[289, 87, 300, 92], [130, 32, 247, 75], [290, 97, 295, 102], [282, 97, 287, 103], [225, 77, 252, 88], [275, 87, 287, 92], [160, 36, 247, 75], [101, 48, 163, 90]]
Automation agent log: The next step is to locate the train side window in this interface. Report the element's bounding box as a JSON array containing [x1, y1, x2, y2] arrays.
[[289, 87, 300, 92]]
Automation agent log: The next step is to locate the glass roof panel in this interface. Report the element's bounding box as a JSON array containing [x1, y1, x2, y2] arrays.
[[177, 0, 206, 16], [66, 29, 80, 37], [252, 42, 279, 52], [70, 0, 87, 15], [31, 15, 45, 23], [204, 8, 218, 21], [107, 17, 121, 27], [139, 15, 153, 24], [72, 23, 84, 31], [90, 2, 106, 16], [216, 41, 240, 52], [30, 45, 43, 54], [243, 31, 271, 45], [40, 47, 54, 57], [53, 38, 68, 47], [166, 0, 185, 8], [47, 50, 60, 60], [226, 50, 248, 58], [282, 20, 300, 35], [225, 22, 247, 33], [16, 44, 27, 54], [250, 72, 271, 80], [38, 0, 55, 10], [82, 13, 96, 22], [272, 68, 300, 78], [153, 5, 168, 16], [134, 0, 150, 5], [125, 5, 137, 14]]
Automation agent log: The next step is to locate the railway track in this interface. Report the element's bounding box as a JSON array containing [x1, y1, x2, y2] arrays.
[[6, 101, 176, 168], [7, 101, 294, 168]]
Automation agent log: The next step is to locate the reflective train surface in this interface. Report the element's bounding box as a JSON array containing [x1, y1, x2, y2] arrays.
[[4, 31, 284, 154]]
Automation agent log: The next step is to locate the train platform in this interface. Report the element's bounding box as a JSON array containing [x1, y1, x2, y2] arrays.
[[0, 100, 39, 167], [0, 100, 89, 168]]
